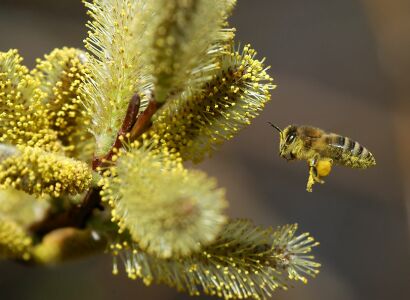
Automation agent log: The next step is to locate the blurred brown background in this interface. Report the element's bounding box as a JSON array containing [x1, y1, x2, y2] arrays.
[[0, 0, 409, 299]]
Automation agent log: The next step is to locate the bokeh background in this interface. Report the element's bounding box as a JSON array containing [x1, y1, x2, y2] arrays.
[[0, 0, 409, 299]]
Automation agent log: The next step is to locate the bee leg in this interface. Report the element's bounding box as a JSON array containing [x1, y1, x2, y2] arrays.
[[307, 157, 317, 192], [307, 167, 316, 192], [306, 156, 324, 192]]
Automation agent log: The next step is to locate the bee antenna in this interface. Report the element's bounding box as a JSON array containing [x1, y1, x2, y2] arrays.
[[267, 122, 282, 133]]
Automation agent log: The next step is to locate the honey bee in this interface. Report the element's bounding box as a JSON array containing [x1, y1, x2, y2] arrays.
[[268, 123, 376, 192]]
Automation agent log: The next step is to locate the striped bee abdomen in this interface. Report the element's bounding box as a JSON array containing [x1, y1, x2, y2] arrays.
[[325, 135, 376, 168]]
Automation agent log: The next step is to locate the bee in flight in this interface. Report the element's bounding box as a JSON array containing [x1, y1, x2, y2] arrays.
[[268, 123, 376, 192]]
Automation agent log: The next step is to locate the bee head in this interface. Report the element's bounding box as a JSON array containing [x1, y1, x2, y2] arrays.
[[280, 125, 299, 160], [268, 123, 298, 160]]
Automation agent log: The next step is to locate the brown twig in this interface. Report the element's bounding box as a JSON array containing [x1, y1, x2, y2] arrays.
[[129, 99, 161, 140]]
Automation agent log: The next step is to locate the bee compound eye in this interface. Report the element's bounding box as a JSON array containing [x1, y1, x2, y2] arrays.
[[287, 134, 296, 144]]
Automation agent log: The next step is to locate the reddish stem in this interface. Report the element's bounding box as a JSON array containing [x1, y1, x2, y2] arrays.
[[129, 99, 160, 140]]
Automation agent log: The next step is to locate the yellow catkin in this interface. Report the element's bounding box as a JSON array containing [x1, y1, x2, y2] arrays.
[[32, 48, 92, 158], [0, 218, 32, 261], [82, 0, 149, 156], [0, 49, 60, 151], [143, 0, 233, 102], [0, 145, 92, 197], [100, 141, 227, 259], [110, 219, 320, 299], [149, 44, 276, 162]]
